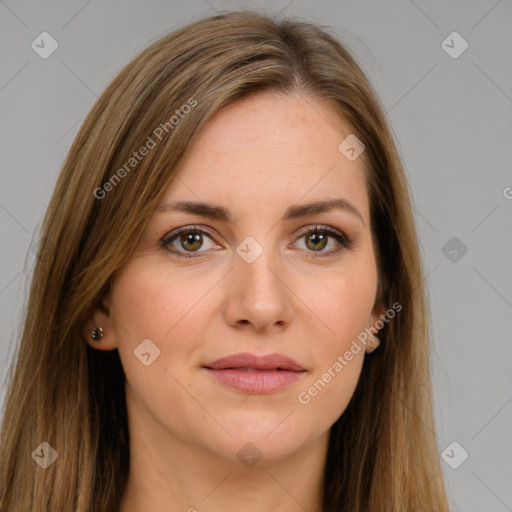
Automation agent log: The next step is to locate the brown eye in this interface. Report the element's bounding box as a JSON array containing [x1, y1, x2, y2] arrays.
[[304, 231, 329, 251], [293, 225, 355, 258], [178, 231, 203, 252], [161, 226, 219, 259]]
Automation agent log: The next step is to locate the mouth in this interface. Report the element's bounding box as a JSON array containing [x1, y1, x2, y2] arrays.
[[202, 352, 306, 394], [203, 352, 305, 371], [215, 367, 295, 372]]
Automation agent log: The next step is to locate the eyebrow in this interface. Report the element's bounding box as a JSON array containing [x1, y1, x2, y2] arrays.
[[154, 198, 365, 226]]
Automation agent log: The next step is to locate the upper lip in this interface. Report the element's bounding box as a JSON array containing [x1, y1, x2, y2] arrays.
[[203, 352, 305, 371]]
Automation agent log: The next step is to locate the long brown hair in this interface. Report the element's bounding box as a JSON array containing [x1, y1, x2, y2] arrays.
[[0, 10, 450, 511]]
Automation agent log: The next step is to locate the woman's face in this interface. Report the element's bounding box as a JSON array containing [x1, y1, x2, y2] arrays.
[[95, 91, 383, 465]]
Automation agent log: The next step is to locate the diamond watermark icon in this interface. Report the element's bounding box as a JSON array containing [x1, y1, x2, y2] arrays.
[[31, 32, 59, 59], [236, 236, 263, 264], [442, 236, 468, 263], [338, 134, 365, 161], [134, 338, 161, 366], [31, 442, 58, 469], [441, 32, 468, 59], [441, 441, 469, 469], [237, 442, 262, 468]]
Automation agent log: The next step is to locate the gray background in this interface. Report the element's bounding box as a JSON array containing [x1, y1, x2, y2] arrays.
[[1, 1, 511, 510]]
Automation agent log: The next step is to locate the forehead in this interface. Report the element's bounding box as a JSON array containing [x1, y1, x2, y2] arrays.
[[158, 92, 370, 224]]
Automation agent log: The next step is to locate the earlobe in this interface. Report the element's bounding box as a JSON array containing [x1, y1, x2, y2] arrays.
[[365, 333, 380, 354], [83, 292, 119, 351]]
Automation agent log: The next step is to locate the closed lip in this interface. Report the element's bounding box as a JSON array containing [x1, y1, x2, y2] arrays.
[[203, 352, 305, 372]]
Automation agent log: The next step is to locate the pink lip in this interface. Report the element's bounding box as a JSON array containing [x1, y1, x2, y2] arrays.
[[203, 352, 306, 394], [204, 352, 305, 371]]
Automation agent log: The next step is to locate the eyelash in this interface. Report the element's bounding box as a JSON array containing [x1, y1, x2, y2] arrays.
[[160, 224, 355, 259]]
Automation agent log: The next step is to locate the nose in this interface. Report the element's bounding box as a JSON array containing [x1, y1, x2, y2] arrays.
[[222, 246, 294, 333]]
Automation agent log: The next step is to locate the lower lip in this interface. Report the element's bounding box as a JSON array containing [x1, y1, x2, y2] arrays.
[[204, 368, 305, 393]]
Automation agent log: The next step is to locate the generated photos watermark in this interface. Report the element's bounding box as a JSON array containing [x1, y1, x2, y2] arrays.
[[297, 301, 402, 405], [93, 97, 197, 200]]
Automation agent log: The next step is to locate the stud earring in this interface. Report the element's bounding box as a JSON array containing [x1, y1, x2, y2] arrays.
[[87, 326, 104, 342]]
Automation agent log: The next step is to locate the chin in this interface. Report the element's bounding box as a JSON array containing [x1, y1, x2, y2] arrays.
[[205, 416, 310, 463]]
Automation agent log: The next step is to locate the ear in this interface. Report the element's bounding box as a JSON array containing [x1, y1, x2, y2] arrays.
[[369, 301, 386, 332], [83, 290, 119, 351], [365, 301, 386, 354]]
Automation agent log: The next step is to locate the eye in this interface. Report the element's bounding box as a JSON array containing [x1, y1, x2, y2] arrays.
[[291, 225, 355, 258], [161, 225, 220, 259], [160, 224, 355, 259]]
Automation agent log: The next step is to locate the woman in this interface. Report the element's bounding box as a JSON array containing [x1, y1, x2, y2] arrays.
[[0, 9, 451, 512]]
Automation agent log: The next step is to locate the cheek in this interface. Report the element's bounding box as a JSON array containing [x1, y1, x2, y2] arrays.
[[111, 259, 215, 342], [109, 260, 219, 430], [304, 262, 377, 353], [294, 262, 376, 416]]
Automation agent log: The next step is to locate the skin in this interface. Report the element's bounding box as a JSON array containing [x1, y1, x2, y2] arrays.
[[87, 91, 385, 512]]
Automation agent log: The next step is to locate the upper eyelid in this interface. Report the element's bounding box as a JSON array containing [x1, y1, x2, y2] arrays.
[[163, 223, 344, 237]]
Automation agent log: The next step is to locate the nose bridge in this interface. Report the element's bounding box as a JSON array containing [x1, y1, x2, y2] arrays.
[[236, 235, 283, 299], [225, 234, 293, 330]]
